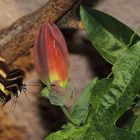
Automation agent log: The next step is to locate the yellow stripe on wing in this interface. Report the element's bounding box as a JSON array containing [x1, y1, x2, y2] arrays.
[[0, 83, 9, 95], [0, 56, 7, 78], [0, 69, 7, 78], [6, 75, 24, 81]]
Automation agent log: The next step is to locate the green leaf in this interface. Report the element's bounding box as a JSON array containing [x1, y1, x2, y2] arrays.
[[131, 115, 140, 134], [80, 6, 140, 64], [45, 123, 105, 140], [45, 124, 89, 140], [90, 78, 113, 111], [71, 78, 98, 123], [87, 40, 140, 139]]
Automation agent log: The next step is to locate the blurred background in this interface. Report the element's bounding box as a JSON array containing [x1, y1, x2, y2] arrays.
[[0, 0, 140, 140]]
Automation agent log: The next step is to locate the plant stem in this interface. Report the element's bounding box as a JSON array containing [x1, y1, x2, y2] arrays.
[[61, 106, 79, 126], [126, 32, 136, 47], [107, 72, 113, 78]]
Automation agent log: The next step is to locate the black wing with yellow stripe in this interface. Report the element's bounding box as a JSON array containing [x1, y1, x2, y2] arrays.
[[0, 56, 25, 105]]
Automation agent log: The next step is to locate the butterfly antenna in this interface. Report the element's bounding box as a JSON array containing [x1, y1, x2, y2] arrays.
[[24, 90, 30, 103], [11, 96, 15, 108], [11, 96, 16, 109], [13, 97, 17, 109], [22, 84, 30, 102], [25, 84, 41, 87]]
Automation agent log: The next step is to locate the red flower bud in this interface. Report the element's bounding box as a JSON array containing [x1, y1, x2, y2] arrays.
[[34, 23, 70, 88]]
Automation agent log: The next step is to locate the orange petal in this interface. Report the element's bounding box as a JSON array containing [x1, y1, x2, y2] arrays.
[[34, 22, 70, 87]]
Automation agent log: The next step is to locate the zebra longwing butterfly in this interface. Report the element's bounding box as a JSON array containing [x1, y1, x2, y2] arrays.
[[0, 56, 25, 105]]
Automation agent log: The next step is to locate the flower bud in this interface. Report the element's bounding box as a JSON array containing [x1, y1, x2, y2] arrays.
[[34, 22, 70, 88]]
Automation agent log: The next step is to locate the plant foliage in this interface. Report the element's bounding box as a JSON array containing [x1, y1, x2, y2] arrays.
[[45, 5, 140, 140]]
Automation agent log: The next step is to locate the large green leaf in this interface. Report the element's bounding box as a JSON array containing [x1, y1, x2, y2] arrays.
[[71, 78, 98, 123], [80, 6, 140, 64], [87, 41, 140, 139]]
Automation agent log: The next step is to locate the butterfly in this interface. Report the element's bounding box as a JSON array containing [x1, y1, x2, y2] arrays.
[[0, 56, 25, 105]]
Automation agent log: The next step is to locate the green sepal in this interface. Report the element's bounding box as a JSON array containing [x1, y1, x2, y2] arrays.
[[41, 87, 50, 98], [48, 91, 73, 107], [47, 82, 74, 107]]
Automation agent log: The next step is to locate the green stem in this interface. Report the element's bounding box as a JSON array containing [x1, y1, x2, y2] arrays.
[[107, 72, 113, 78], [61, 106, 79, 126], [126, 32, 136, 47]]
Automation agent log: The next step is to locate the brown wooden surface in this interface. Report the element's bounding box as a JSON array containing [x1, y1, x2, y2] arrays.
[[0, 0, 79, 64]]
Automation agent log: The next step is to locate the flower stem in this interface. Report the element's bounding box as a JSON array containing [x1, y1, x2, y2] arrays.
[[61, 106, 79, 126], [107, 72, 112, 78]]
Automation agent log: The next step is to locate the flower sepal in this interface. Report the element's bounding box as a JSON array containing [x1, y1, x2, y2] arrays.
[[41, 87, 50, 98], [42, 81, 74, 107]]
